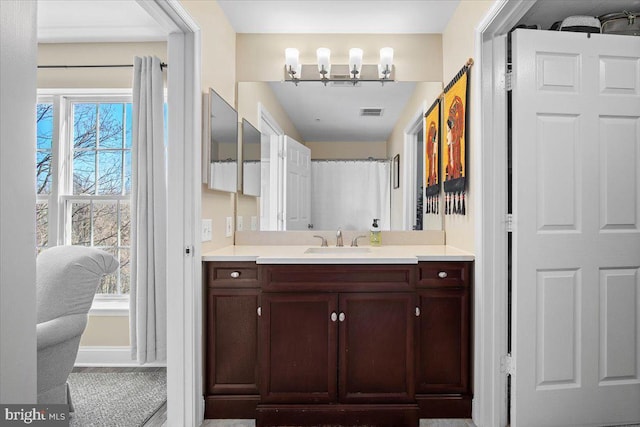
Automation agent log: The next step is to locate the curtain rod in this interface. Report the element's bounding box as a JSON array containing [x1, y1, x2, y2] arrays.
[[38, 62, 168, 70]]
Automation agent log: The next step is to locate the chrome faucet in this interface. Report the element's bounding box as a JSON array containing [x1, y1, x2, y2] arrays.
[[336, 228, 343, 247], [351, 235, 368, 247]]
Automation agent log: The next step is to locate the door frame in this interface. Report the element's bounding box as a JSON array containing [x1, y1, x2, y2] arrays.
[[474, 1, 537, 426], [402, 103, 427, 231], [135, 1, 203, 425]]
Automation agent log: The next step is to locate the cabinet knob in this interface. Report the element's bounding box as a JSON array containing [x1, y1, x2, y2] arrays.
[[257, 307, 261, 317], [415, 307, 421, 317], [330, 312, 337, 322], [339, 312, 346, 322], [438, 271, 448, 279], [230, 271, 240, 278]]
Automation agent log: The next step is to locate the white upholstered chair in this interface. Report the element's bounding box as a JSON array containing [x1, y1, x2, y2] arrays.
[[36, 245, 118, 406]]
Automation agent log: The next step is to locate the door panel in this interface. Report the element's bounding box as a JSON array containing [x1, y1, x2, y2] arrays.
[[260, 293, 338, 403], [512, 29, 640, 426], [283, 136, 311, 230], [338, 293, 415, 403]]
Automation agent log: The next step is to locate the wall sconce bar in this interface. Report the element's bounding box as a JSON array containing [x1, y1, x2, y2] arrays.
[[284, 63, 396, 86]]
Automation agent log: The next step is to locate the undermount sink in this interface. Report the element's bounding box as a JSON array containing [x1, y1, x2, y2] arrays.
[[304, 247, 371, 254]]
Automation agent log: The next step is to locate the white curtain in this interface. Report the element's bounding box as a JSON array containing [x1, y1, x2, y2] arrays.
[[130, 56, 167, 363], [311, 160, 390, 230]]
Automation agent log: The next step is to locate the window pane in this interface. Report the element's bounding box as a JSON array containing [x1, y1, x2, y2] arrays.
[[36, 150, 52, 194], [120, 249, 130, 295], [73, 151, 96, 195], [71, 202, 91, 245], [93, 202, 118, 247], [36, 202, 48, 248], [37, 103, 53, 150], [97, 151, 123, 195], [98, 247, 118, 294], [99, 104, 124, 149], [125, 103, 133, 148], [73, 103, 97, 150], [120, 202, 130, 247]]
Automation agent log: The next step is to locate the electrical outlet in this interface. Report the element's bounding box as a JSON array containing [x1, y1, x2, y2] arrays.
[[236, 215, 244, 231], [225, 216, 233, 237], [201, 219, 212, 242], [251, 216, 258, 231]]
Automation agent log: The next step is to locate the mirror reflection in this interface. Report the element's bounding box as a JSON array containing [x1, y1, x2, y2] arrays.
[[207, 88, 238, 193], [242, 119, 261, 197], [237, 81, 443, 231]]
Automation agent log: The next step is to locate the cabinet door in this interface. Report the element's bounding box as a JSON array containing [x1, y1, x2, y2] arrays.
[[338, 293, 416, 403], [416, 288, 470, 393], [260, 293, 338, 403], [207, 289, 260, 395]]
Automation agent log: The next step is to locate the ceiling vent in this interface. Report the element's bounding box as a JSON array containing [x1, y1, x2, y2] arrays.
[[360, 108, 384, 117]]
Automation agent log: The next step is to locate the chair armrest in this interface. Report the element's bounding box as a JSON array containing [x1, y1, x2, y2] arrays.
[[37, 314, 88, 351]]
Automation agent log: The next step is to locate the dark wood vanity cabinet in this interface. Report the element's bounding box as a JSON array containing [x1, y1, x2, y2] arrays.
[[204, 260, 473, 423], [204, 262, 260, 418], [257, 264, 418, 426], [415, 261, 473, 418]]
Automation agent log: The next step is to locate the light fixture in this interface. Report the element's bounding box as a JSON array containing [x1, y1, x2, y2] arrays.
[[348, 48, 363, 79], [284, 48, 301, 82], [284, 47, 395, 86], [378, 47, 394, 79], [316, 48, 331, 82]]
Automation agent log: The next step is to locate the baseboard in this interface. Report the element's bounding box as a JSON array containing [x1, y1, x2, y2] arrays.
[[75, 346, 166, 367]]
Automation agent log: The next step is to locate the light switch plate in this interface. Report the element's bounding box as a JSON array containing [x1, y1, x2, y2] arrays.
[[251, 216, 258, 231], [201, 219, 212, 242], [225, 216, 233, 237], [236, 215, 244, 231]]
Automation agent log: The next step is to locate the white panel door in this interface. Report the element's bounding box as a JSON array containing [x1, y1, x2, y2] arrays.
[[282, 136, 311, 230], [512, 29, 640, 426]]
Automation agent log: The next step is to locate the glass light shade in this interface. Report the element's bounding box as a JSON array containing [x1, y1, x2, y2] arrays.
[[285, 48, 301, 77], [348, 48, 363, 77], [316, 48, 331, 75], [379, 47, 394, 67]]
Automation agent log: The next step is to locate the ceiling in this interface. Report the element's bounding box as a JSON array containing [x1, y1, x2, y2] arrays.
[[37, 0, 166, 43], [217, 0, 460, 34]]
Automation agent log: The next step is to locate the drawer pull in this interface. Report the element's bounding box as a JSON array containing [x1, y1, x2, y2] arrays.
[[230, 271, 240, 278], [330, 312, 337, 322], [438, 271, 448, 279], [339, 312, 346, 322], [415, 307, 421, 317], [257, 306, 261, 317]]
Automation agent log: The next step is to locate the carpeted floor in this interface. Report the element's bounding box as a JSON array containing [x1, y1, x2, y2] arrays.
[[67, 370, 166, 427]]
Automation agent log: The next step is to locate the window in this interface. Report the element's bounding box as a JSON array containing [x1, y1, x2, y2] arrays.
[[37, 93, 133, 297]]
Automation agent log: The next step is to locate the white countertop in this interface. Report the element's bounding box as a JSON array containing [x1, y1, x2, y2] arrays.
[[201, 245, 474, 264]]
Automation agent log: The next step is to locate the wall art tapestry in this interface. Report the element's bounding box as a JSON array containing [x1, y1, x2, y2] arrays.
[[442, 59, 472, 215], [424, 98, 441, 215]]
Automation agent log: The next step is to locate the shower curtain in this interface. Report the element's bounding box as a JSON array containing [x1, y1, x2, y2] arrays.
[[311, 160, 390, 231]]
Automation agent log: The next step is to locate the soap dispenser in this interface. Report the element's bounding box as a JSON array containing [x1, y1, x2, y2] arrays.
[[369, 218, 381, 246]]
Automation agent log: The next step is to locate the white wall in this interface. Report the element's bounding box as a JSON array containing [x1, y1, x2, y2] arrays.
[[0, 0, 38, 403]]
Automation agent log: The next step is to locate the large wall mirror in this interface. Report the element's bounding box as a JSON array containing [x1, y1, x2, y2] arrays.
[[203, 88, 238, 193], [237, 80, 444, 231]]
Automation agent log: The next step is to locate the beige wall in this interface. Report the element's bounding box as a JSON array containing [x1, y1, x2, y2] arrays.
[[181, 0, 238, 252], [440, 0, 494, 253], [237, 33, 443, 83], [38, 41, 168, 349], [387, 82, 443, 230], [306, 141, 387, 160], [79, 316, 130, 347]]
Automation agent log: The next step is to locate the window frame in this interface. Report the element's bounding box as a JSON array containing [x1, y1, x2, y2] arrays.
[[38, 89, 134, 311]]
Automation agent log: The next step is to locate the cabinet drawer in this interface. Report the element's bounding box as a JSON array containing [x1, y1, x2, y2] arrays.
[[417, 262, 471, 288], [262, 264, 415, 292], [207, 262, 259, 288]]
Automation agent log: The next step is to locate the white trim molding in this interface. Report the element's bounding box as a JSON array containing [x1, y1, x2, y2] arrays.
[[75, 346, 166, 367]]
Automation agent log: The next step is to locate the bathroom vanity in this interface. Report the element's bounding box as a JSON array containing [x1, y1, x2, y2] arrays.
[[203, 245, 473, 426]]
